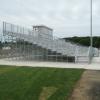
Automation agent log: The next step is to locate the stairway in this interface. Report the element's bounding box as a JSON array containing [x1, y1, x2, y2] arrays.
[[75, 56, 89, 63], [92, 57, 100, 63], [92, 49, 100, 63]]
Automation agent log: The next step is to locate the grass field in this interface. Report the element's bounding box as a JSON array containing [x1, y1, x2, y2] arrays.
[[0, 65, 84, 100]]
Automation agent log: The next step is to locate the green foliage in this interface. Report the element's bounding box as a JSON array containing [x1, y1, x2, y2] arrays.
[[64, 36, 100, 48], [0, 41, 3, 49], [0, 66, 84, 100]]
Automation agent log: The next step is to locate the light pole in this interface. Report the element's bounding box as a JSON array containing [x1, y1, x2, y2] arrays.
[[89, 0, 93, 63], [90, 0, 93, 48]]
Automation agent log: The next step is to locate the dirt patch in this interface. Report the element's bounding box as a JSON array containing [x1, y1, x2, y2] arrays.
[[89, 82, 100, 100], [69, 70, 100, 100], [39, 86, 57, 100]]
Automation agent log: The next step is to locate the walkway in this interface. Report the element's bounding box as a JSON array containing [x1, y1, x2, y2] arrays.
[[70, 70, 100, 100], [0, 59, 100, 70]]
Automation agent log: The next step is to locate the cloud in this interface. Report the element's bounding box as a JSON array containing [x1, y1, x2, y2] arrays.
[[0, 0, 100, 37]]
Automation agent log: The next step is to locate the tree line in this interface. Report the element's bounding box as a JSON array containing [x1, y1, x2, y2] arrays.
[[63, 36, 100, 48], [0, 36, 100, 49]]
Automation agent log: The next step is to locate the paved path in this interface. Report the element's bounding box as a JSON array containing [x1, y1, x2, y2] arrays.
[[0, 59, 100, 70], [70, 70, 100, 100], [0, 60, 100, 70]]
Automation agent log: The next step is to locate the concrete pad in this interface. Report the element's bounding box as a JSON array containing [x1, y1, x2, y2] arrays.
[[0, 59, 100, 70]]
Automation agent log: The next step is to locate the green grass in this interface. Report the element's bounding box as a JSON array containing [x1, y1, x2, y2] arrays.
[[0, 65, 84, 100]]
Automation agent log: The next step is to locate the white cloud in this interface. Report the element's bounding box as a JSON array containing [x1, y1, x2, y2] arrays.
[[0, 0, 100, 37]]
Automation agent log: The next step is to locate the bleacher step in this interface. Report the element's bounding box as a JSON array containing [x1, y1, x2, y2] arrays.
[[92, 57, 100, 63]]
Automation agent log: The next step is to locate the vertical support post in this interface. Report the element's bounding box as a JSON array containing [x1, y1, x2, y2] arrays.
[[89, 0, 93, 63], [90, 0, 93, 48]]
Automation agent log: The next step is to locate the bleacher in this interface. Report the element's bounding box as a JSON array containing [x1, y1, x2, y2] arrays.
[[0, 21, 99, 63]]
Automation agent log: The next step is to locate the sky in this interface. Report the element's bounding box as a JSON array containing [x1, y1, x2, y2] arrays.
[[0, 0, 100, 37]]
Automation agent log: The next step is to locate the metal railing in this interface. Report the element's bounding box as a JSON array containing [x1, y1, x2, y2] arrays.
[[0, 21, 99, 63]]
